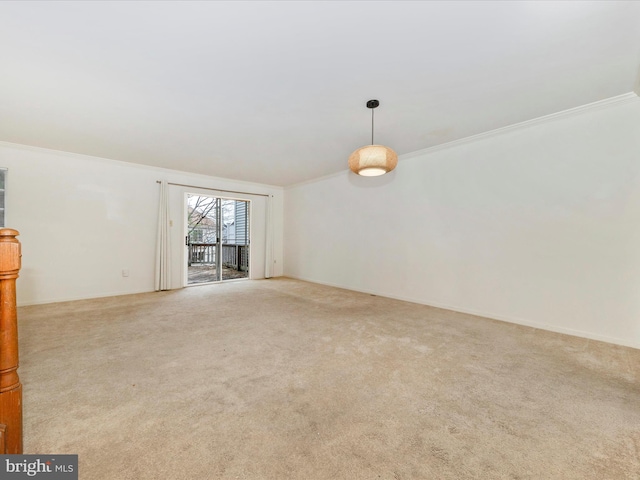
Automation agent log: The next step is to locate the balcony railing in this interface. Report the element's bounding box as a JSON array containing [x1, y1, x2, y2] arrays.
[[188, 243, 249, 271]]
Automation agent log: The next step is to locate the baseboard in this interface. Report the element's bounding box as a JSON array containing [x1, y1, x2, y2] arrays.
[[284, 275, 640, 350], [17, 288, 158, 307]]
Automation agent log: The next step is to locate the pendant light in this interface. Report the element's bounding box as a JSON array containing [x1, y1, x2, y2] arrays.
[[348, 99, 398, 176]]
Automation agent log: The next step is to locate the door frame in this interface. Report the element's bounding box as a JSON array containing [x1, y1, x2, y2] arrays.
[[183, 192, 251, 286]]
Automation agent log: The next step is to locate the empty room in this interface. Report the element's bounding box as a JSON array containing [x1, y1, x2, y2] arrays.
[[0, 1, 639, 479]]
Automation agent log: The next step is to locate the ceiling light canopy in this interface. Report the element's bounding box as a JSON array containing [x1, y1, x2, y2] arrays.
[[349, 100, 397, 176]]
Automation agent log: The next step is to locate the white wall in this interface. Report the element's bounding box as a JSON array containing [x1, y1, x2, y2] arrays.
[[0, 143, 284, 305], [284, 95, 640, 349]]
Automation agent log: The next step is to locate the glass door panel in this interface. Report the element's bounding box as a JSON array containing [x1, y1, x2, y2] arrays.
[[221, 199, 250, 281], [186, 195, 250, 284], [187, 194, 220, 284]]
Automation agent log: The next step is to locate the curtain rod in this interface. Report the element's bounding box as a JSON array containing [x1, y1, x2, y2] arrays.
[[156, 180, 271, 198]]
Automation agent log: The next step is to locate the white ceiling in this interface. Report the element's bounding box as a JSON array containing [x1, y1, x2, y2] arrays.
[[1, 1, 639, 187]]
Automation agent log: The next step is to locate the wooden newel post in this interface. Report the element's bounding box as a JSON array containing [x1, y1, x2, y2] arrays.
[[0, 228, 22, 454]]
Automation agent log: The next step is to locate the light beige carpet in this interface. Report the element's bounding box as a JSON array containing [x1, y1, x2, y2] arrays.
[[17, 278, 640, 479]]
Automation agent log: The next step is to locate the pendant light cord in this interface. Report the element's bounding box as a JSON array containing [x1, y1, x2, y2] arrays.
[[371, 107, 375, 145]]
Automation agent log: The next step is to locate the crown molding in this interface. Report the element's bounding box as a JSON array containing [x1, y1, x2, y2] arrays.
[[0, 140, 284, 191], [401, 92, 640, 161]]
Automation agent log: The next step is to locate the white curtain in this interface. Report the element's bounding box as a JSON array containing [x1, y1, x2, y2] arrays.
[[155, 180, 171, 291], [264, 194, 274, 278]]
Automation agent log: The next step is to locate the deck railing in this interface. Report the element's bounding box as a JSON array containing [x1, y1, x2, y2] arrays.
[[188, 243, 216, 265], [188, 243, 249, 271], [221, 244, 249, 271]]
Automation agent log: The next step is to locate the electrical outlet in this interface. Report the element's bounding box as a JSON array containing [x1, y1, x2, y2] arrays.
[[122, 269, 129, 277]]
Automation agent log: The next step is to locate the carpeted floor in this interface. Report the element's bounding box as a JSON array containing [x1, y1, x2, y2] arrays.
[[17, 278, 640, 479]]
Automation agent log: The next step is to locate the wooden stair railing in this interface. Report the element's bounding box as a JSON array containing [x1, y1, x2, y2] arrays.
[[0, 228, 22, 454]]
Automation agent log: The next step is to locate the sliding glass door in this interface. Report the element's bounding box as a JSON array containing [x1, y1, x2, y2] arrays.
[[186, 194, 250, 285]]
